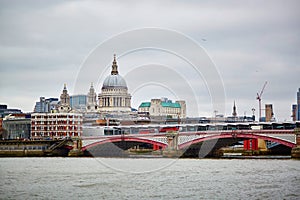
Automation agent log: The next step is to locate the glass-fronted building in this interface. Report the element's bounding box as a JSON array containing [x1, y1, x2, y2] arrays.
[[70, 95, 87, 111], [2, 116, 31, 139]]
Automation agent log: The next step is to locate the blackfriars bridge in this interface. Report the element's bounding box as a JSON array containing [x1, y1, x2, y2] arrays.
[[76, 129, 299, 157]]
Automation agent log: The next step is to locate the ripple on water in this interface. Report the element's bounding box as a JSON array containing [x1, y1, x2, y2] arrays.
[[0, 158, 299, 200]]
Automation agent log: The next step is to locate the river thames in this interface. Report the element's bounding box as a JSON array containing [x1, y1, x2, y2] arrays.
[[1, 158, 299, 199]]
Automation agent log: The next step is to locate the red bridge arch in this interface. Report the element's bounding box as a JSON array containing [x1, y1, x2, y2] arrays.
[[179, 132, 296, 150], [82, 136, 167, 151]]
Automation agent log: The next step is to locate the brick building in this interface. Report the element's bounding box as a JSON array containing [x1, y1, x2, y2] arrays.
[[31, 113, 82, 138]]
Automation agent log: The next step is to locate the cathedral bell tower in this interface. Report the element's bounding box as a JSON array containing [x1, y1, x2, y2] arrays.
[[86, 82, 98, 112], [58, 84, 71, 113]]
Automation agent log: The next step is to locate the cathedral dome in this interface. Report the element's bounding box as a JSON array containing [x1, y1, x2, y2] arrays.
[[102, 74, 127, 88]]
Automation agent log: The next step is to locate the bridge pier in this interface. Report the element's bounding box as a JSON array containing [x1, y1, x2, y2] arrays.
[[162, 131, 183, 158], [291, 128, 300, 159], [68, 138, 83, 157]]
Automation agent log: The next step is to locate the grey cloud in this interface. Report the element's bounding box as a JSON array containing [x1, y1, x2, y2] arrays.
[[0, 0, 299, 120]]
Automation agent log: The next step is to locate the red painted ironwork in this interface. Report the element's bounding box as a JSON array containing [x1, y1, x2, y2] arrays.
[[81, 129, 296, 151], [179, 132, 296, 149], [81, 136, 167, 151]]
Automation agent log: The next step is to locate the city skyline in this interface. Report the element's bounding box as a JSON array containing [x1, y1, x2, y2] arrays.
[[0, 1, 300, 121]]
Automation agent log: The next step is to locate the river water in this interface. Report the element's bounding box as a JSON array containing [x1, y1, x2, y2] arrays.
[[0, 158, 299, 199]]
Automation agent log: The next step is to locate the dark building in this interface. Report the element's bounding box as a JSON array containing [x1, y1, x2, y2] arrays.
[[297, 88, 300, 121], [232, 101, 237, 117], [34, 97, 59, 113], [0, 104, 22, 118], [292, 104, 297, 121]]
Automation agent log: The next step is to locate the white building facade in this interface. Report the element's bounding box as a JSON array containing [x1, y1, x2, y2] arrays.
[[138, 98, 186, 118]]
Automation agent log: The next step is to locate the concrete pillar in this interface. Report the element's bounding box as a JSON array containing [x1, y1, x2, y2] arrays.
[[166, 132, 178, 150], [258, 139, 267, 150], [68, 138, 83, 157], [163, 131, 182, 157], [296, 130, 300, 146]]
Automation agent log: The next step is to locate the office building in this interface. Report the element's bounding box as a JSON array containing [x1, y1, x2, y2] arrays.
[[70, 95, 87, 111], [34, 97, 59, 113], [292, 104, 297, 121], [265, 104, 274, 122], [0, 104, 22, 118]]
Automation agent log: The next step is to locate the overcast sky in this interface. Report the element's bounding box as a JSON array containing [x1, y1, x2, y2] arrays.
[[0, 0, 299, 121]]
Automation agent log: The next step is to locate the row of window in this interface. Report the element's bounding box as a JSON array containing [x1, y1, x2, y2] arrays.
[[0, 146, 47, 150], [32, 121, 82, 125], [140, 107, 181, 115], [33, 126, 82, 131], [32, 117, 82, 120], [101, 88, 127, 93], [33, 114, 81, 117], [32, 132, 80, 137], [33, 116, 82, 120]]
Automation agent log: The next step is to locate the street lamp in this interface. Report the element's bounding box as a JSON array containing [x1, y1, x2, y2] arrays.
[[214, 110, 218, 123]]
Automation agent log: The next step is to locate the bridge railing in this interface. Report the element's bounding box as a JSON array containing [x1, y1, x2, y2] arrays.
[[161, 129, 294, 136]]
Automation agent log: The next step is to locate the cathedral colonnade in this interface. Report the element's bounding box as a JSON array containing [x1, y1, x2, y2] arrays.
[[99, 96, 131, 108]]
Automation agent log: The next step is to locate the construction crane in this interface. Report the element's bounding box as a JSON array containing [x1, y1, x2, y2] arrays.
[[256, 81, 267, 122]]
